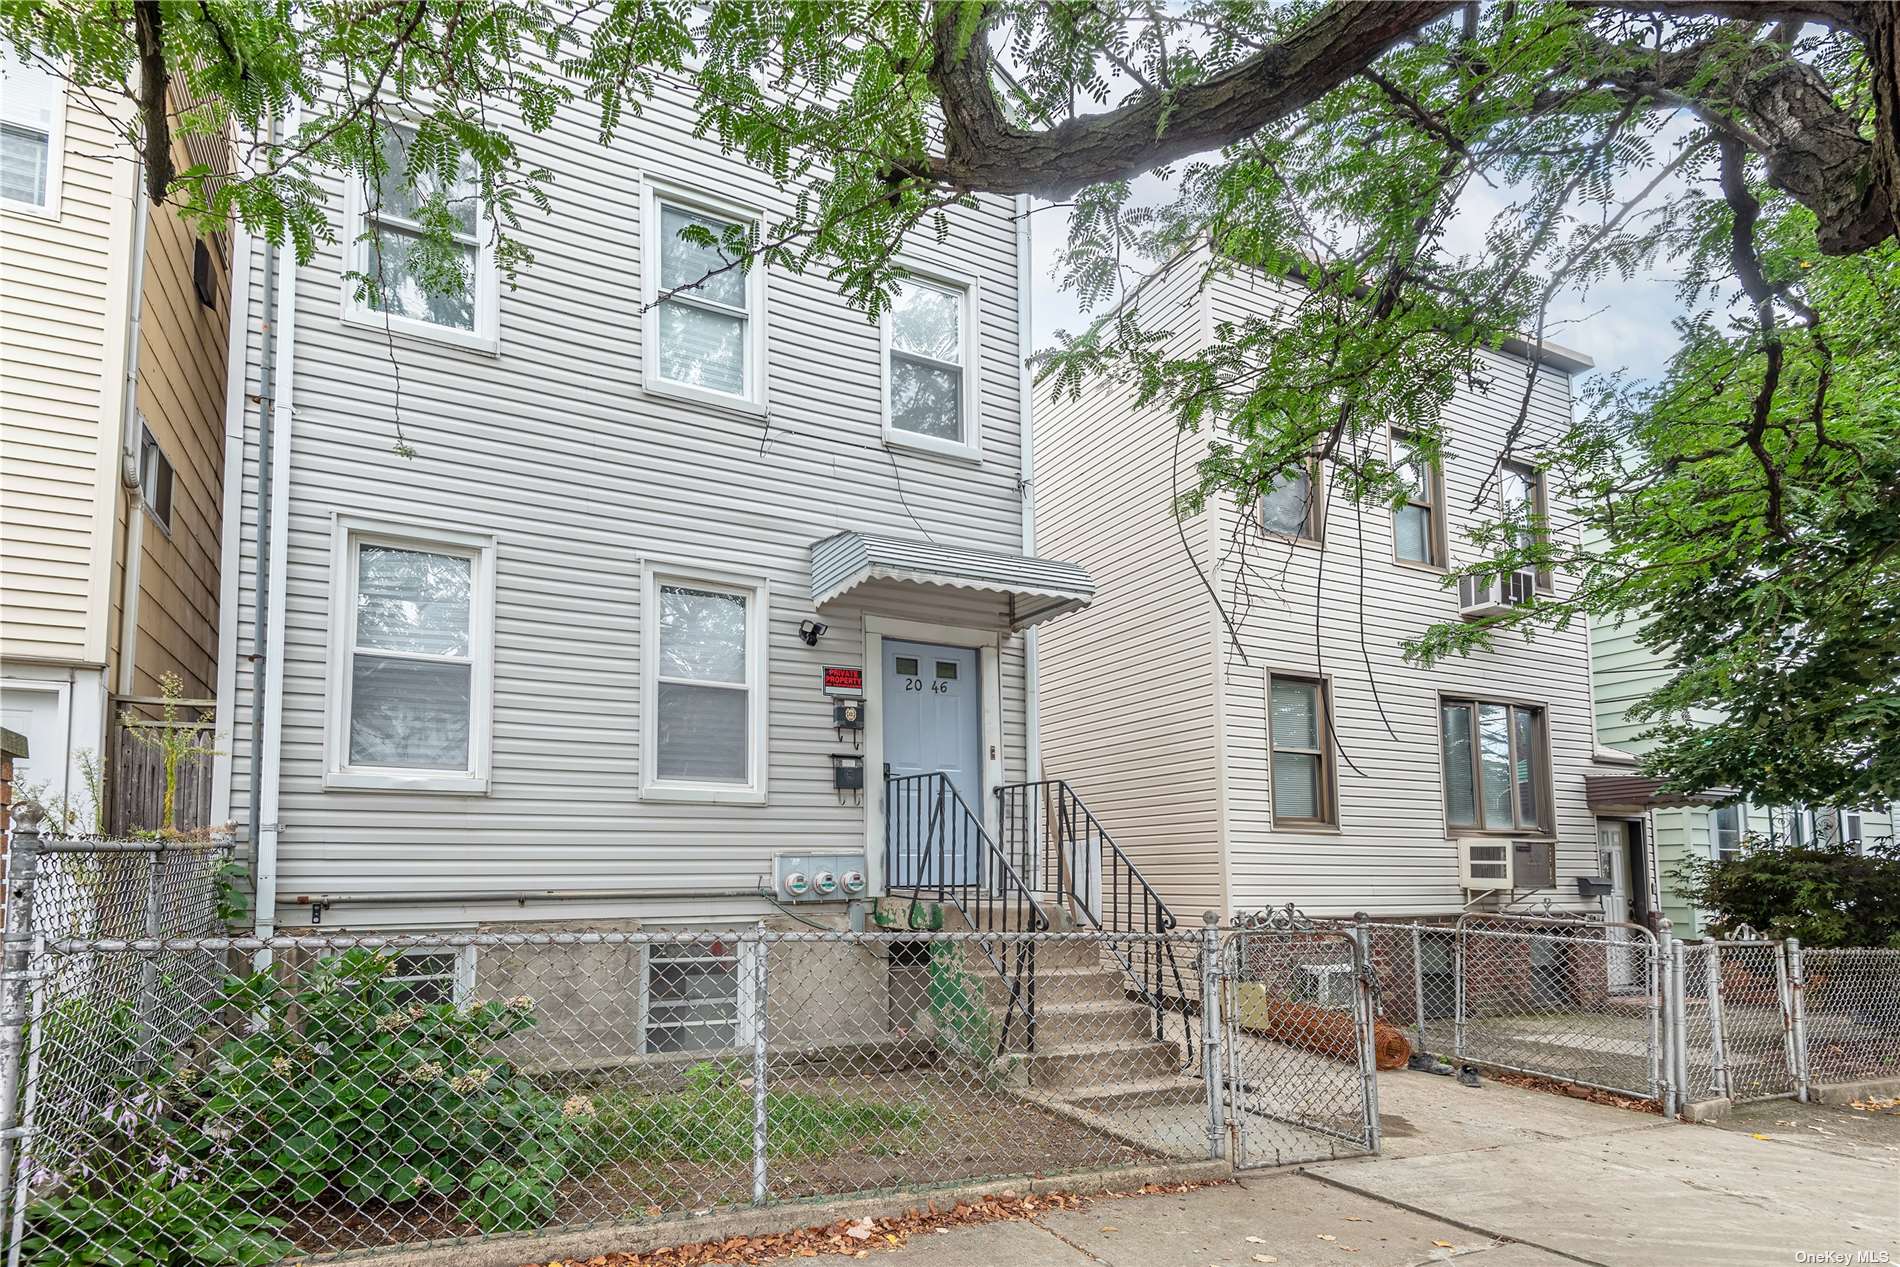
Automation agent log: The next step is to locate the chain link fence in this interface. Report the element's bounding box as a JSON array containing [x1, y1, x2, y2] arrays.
[[1798, 946, 1900, 1089]]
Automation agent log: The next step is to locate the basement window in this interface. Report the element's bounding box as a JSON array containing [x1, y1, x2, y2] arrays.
[[645, 938, 756, 1054], [386, 947, 476, 1007]]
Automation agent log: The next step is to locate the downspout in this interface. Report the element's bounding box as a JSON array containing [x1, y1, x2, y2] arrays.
[[1016, 194, 1040, 784], [250, 111, 299, 949], [112, 129, 153, 696]]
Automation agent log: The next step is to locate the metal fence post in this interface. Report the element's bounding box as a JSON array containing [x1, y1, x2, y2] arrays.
[[1199, 912, 1226, 1161], [1661, 938, 1681, 1117], [1408, 924, 1427, 1055], [1353, 913, 1382, 1154], [1703, 940, 1730, 1100], [137, 844, 165, 1063], [1786, 938, 1809, 1104], [0, 806, 43, 1231], [749, 923, 770, 1205], [1451, 924, 1467, 1060], [1771, 938, 1801, 1104]]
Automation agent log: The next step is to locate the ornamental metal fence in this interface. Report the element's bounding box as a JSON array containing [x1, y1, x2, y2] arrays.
[[0, 822, 1379, 1266]]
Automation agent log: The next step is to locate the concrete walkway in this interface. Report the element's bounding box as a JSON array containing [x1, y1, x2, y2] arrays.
[[805, 1071, 1899, 1267]]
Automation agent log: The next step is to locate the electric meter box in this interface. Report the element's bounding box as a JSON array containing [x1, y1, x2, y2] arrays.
[[773, 853, 869, 902]]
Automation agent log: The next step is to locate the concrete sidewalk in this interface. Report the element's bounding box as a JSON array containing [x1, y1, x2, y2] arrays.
[[803, 1071, 1898, 1267]]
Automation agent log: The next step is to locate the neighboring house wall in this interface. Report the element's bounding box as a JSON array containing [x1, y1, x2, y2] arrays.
[[1035, 247, 1600, 921], [1033, 255, 1226, 920], [217, 78, 1034, 930]]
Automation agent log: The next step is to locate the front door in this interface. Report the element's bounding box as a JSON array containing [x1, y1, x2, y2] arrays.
[[883, 640, 982, 887], [1598, 820, 1640, 992]]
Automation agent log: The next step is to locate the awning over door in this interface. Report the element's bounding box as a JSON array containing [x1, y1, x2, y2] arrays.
[[1584, 774, 1738, 814], [810, 531, 1095, 631]]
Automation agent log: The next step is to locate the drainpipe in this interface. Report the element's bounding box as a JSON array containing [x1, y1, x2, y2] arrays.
[[1016, 194, 1040, 783], [113, 122, 153, 696], [249, 112, 298, 952]]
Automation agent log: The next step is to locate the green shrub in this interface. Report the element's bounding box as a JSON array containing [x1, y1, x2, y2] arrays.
[[20, 1177, 292, 1267], [1672, 836, 1900, 947]]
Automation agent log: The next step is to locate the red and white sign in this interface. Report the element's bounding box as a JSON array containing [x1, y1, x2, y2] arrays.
[[822, 666, 863, 697]]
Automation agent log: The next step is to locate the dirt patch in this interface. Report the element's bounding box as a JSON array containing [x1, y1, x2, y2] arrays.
[[277, 1079, 1158, 1257]]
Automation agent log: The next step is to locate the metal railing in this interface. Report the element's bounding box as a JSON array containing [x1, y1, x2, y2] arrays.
[[883, 773, 1047, 1055], [996, 781, 1192, 1067]]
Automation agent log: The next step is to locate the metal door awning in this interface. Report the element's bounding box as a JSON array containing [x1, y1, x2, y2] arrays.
[[810, 531, 1095, 631], [1584, 774, 1738, 813]]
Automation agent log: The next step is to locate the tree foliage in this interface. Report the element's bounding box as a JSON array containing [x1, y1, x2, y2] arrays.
[[5, 1, 1895, 802], [1672, 835, 1900, 947]]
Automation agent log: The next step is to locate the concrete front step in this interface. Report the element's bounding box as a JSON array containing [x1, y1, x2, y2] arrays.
[[1060, 1075, 1207, 1113], [1018, 1036, 1184, 1091], [980, 964, 1133, 1006], [1032, 999, 1158, 1045]]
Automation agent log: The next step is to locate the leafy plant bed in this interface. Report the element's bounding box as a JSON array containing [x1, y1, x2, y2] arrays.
[[275, 1077, 1158, 1256]]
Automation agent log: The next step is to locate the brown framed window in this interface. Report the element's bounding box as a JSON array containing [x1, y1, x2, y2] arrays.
[[1392, 431, 1445, 566], [1260, 462, 1323, 542], [1500, 459, 1552, 591], [1269, 674, 1336, 826], [1441, 698, 1548, 833]]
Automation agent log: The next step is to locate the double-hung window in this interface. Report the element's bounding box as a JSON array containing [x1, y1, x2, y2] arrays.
[[326, 520, 495, 792], [1260, 463, 1323, 541], [883, 272, 978, 459], [1, 51, 64, 214], [344, 126, 497, 349], [642, 566, 768, 802], [643, 184, 766, 411], [1441, 697, 1548, 834], [1500, 459, 1551, 590], [1711, 803, 1743, 862], [1392, 431, 1445, 567], [1268, 674, 1336, 826]]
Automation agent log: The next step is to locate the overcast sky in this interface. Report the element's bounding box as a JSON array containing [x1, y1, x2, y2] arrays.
[[1024, 176, 1693, 391]]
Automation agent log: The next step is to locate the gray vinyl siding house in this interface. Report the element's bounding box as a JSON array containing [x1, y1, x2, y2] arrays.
[[207, 73, 1072, 942], [1035, 247, 1617, 922]]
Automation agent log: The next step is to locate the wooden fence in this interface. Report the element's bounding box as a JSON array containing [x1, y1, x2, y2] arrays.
[[109, 709, 215, 836]]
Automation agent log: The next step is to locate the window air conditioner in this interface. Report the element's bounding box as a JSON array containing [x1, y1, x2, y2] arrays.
[[1459, 840, 1514, 891], [1458, 569, 1537, 619]]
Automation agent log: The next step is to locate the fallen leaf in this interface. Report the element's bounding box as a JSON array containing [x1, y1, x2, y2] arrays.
[[1343, 1215, 1365, 1222], [1253, 1256, 1279, 1264], [1102, 1226, 1120, 1233], [1433, 1240, 1456, 1248], [1750, 1132, 1772, 1140], [1246, 1236, 1266, 1244], [1318, 1234, 1338, 1242]]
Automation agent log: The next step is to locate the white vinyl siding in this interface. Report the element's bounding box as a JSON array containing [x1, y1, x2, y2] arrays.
[[883, 271, 979, 461], [642, 182, 766, 413], [341, 126, 498, 351], [324, 519, 496, 793], [220, 65, 1031, 927]]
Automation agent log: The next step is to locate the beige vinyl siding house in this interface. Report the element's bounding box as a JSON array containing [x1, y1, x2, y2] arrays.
[[0, 56, 230, 824], [212, 66, 1079, 948], [1035, 246, 1610, 923]]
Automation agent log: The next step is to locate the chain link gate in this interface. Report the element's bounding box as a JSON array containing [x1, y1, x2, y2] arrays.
[[1216, 913, 1378, 1170], [1700, 937, 1801, 1102]]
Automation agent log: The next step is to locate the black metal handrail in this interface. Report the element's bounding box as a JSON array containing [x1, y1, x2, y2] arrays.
[[885, 772, 1049, 1055], [996, 780, 1193, 1065]]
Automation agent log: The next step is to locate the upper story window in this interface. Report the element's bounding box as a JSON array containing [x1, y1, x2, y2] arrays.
[[1441, 697, 1548, 834], [1, 52, 64, 214], [1268, 673, 1336, 826], [138, 425, 173, 532], [325, 519, 495, 792], [883, 273, 978, 460], [642, 565, 769, 803], [1392, 431, 1445, 567], [1712, 803, 1743, 861], [343, 127, 498, 351], [643, 183, 767, 413], [1260, 463, 1322, 542], [1501, 459, 1551, 590]]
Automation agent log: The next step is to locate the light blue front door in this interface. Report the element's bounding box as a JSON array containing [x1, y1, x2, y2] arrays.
[[884, 640, 982, 887]]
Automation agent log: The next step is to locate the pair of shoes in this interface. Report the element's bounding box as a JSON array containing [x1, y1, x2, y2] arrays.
[[1457, 1064, 1483, 1088], [1408, 1052, 1455, 1076]]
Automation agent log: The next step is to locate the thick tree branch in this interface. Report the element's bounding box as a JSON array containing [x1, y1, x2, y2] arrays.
[[925, 1, 1462, 198], [134, 0, 173, 200]]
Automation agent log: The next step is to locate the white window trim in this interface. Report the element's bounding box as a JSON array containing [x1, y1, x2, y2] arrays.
[[389, 945, 478, 1006], [638, 935, 759, 1055], [640, 562, 770, 804], [0, 53, 66, 219], [641, 179, 770, 417], [323, 515, 497, 793], [338, 134, 501, 355], [881, 264, 982, 463]]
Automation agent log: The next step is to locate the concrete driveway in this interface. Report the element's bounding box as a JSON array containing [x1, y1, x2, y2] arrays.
[[805, 1071, 1898, 1267]]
